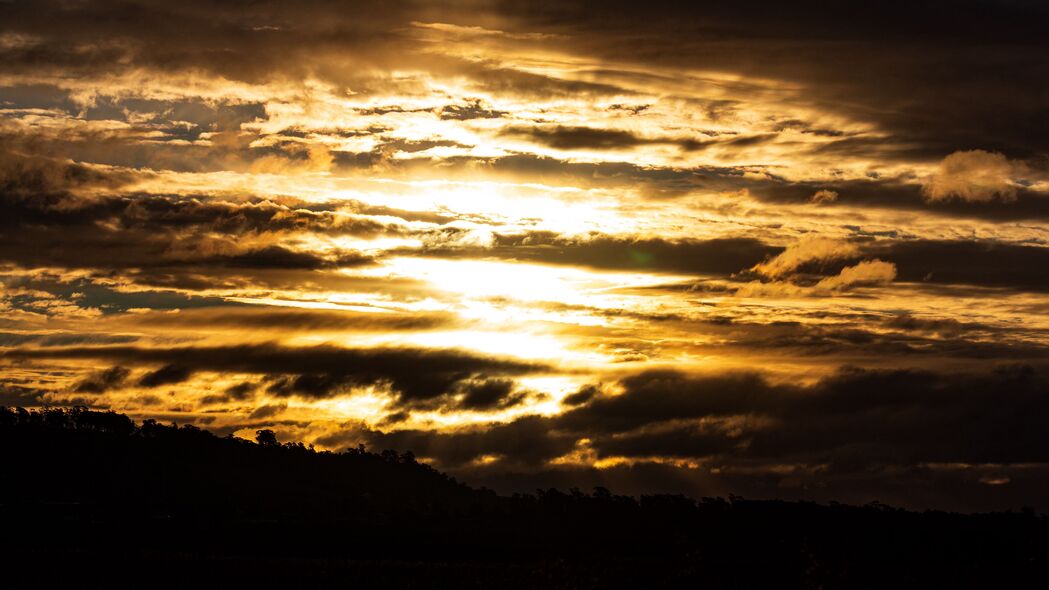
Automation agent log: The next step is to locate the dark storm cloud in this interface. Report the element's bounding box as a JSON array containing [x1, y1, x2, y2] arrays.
[[437, 99, 508, 121], [2, 275, 237, 315], [84, 96, 267, 138], [138, 364, 193, 388], [561, 384, 599, 406], [0, 86, 267, 140], [463, 64, 628, 98], [727, 234, 1049, 293], [497, 0, 1049, 159], [0, 383, 46, 407], [455, 378, 526, 410], [751, 178, 1049, 222], [0, 0, 629, 102], [558, 371, 776, 435], [420, 232, 780, 276], [500, 125, 773, 152], [5, 343, 544, 406], [869, 240, 1049, 292], [501, 125, 654, 150], [224, 381, 258, 401], [0, 332, 138, 347], [5, 1, 1048, 162], [383, 152, 742, 199], [134, 307, 455, 332], [571, 367, 1049, 465], [0, 139, 142, 195], [248, 403, 287, 420], [0, 0, 424, 86], [694, 314, 1049, 361], [417, 229, 1049, 294], [0, 171, 399, 279], [372, 151, 1040, 224], [322, 364, 1049, 508], [73, 366, 130, 393]]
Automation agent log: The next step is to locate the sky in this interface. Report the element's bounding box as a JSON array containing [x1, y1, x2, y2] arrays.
[[3, 0, 1049, 511]]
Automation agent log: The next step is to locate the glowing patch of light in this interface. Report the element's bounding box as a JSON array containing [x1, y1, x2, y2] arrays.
[[362, 257, 687, 308]]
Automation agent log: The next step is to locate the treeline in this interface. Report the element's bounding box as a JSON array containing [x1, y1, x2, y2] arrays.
[[2, 406, 1048, 588]]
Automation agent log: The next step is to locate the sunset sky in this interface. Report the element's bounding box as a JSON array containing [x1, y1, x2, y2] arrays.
[[3, 0, 1049, 510]]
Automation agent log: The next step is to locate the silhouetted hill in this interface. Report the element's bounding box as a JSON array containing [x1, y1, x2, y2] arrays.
[[2, 407, 1048, 588]]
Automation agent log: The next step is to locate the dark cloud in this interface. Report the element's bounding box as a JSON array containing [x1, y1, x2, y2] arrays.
[[562, 384, 599, 406], [0, 383, 46, 407], [0, 0, 420, 85], [464, 64, 628, 98], [438, 99, 508, 121], [0, 182, 396, 282], [695, 315, 1049, 361], [501, 125, 653, 150], [0, 87, 268, 140], [420, 233, 780, 276], [248, 402, 287, 420], [561, 366, 1049, 466], [138, 364, 193, 388], [498, 0, 1049, 158], [224, 381, 258, 401], [3, 0, 1049, 515], [6, 343, 544, 405], [326, 364, 1049, 509], [133, 307, 454, 332], [0, 139, 142, 195], [73, 366, 130, 393], [456, 378, 525, 410], [720, 236, 1049, 293], [500, 125, 763, 152], [750, 178, 1049, 222], [0, 332, 138, 347], [870, 240, 1049, 292]]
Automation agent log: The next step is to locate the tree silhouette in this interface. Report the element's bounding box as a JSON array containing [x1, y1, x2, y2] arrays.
[[255, 428, 279, 446], [1, 405, 1047, 588]]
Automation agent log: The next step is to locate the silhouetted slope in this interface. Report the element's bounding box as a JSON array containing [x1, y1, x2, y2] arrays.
[[2, 407, 1048, 589]]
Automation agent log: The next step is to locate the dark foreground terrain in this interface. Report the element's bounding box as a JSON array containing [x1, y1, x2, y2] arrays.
[[2, 407, 1047, 588]]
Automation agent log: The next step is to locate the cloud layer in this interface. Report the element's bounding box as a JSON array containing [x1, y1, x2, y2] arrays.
[[2, 0, 1049, 511]]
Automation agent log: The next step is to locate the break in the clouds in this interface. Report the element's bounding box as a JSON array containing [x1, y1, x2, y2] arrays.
[[2, 0, 1049, 511]]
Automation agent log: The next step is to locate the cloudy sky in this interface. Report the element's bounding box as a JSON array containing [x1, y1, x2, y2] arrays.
[[3, 0, 1049, 511]]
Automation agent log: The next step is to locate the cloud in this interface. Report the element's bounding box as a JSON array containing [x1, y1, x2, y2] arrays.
[[7, 343, 544, 406], [751, 236, 859, 279], [430, 233, 779, 277], [869, 239, 1049, 292], [815, 259, 896, 291], [922, 150, 1019, 202], [248, 403, 287, 420], [749, 177, 1049, 222], [129, 307, 454, 333], [562, 384, 600, 406], [73, 366, 130, 393], [138, 364, 193, 388], [0, 187, 393, 284], [499, 1, 1049, 160], [438, 99, 508, 121], [326, 364, 1049, 509], [501, 125, 651, 150], [455, 378, 527, 410], [810, 189, 838, 204], [0, 138, 141, 195]]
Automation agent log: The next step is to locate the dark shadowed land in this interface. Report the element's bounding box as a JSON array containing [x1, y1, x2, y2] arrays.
[[2, 407, 1047, 589]]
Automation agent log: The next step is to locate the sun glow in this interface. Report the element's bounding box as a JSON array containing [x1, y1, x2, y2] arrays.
[[364, 257, 689, 306]]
